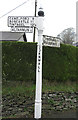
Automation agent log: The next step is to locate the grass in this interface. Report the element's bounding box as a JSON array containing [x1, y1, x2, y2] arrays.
[[42, 79, 77, 93], [2, 115, 17, 119], [2, 80, 35, 97], [2, 80, 77, 97], [2, 80, 77, 119]]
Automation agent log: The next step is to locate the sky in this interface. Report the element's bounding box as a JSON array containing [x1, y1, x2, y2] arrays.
[[0, 0, 77, 42]]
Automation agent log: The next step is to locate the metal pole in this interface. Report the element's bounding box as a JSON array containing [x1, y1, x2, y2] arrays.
[[34, 8, 44, 119], [33, 0, 37, 42]]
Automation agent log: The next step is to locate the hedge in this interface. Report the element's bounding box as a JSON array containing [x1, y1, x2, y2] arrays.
[[2, 41, 77, 82]]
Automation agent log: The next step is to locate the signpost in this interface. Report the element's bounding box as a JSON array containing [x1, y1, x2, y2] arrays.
[[8, 7, 60, 120]]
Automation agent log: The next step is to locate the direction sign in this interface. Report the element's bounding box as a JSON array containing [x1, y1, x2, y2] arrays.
[[11, 26, 33, 33], [43, 35, 60, 47], [8, 16, 34, 27]]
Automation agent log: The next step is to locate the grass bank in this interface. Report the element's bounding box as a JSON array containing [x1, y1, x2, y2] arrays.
[[2, 80, 77, 118], [2, 80, 77, 97]]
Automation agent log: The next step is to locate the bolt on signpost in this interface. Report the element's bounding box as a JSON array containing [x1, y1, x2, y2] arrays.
[[34, 8, 44, 119]]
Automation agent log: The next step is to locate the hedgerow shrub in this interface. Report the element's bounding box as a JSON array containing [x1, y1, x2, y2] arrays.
[[2, 41, 36, 82], [43, 44, 77, 82], [2, 41, 77, 82]]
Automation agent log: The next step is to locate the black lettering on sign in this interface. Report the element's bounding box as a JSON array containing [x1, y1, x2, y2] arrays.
[[38, 45, 41, 72]]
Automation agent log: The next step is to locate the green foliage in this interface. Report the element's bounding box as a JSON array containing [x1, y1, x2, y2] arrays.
[[2, 41, 77, 82], [2, 41, 36, 82], [43, 44, 77, 82], [48, 99, 55, 105]]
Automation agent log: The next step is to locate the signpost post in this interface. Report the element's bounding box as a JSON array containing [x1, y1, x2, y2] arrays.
[[34, 8, 44, 119]]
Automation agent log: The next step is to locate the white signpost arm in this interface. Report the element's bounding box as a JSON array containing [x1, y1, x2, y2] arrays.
[[34, 8, 44, 119]]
